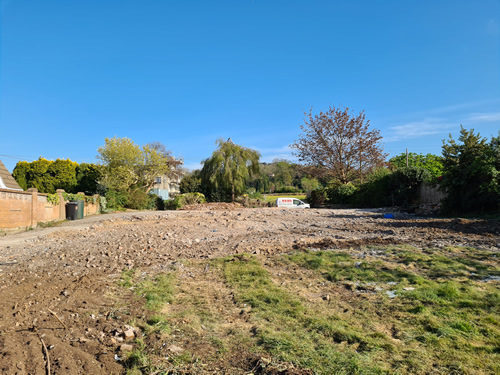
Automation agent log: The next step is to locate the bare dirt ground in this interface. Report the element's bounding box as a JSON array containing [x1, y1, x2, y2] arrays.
[[0, 206, 498, 374]]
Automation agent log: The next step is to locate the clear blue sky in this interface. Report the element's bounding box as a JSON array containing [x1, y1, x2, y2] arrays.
[[1, 0, 499, 172]]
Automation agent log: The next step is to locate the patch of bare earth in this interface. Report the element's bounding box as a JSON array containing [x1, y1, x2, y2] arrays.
[[0, 208, 498, 374]]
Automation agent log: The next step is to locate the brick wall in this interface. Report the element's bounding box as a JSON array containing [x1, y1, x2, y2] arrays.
[[0, 188, 100, 231]]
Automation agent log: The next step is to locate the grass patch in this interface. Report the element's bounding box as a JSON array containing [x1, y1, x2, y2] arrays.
[[37, 220, 66, 228], [221, 254, 387, 374], [114, 246, 499, 374], [287, 249, 421, 284], [135, 273, 176, 311], [395, 247, 500, 280], [117, 269, 178, 373], [118, 268, 137, 288], [284, 246, 500, 374]]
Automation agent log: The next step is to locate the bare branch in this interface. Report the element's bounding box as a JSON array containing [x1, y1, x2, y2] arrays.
[[291, 105, 387, 184]]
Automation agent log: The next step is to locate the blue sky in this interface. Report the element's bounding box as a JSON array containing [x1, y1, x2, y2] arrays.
[[1, 0, 499, 172]]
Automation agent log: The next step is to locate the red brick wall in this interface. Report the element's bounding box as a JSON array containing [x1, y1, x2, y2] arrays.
[[0, 188, 100, 231], [36, 195, 61, 222], [0, 190, 33, 229]]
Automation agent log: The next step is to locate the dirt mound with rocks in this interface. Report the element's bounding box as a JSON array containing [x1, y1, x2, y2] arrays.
[[180, 202, 244, 210], [0, 208, 498, 374]]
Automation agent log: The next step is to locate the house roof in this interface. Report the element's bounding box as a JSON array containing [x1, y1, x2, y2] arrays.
[[0, 160, 23, 190]]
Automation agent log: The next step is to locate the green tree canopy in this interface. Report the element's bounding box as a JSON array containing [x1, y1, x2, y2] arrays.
[[180, 170, 202, 194], [12, 157, 86, 194], [12, 161, 30, 191], [301, 177, 320, 195], [76, 163, 101, 194], [97, 137, 179, 193], [274, 160, 293, 186], [389, 152, 444, 180], [440, 126, 499, 214], [247, 160, 308, 193], [200, 138, 260, 201]]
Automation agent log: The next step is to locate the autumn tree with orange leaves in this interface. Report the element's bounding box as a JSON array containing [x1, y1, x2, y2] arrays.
[[291, 106, 387, 184]]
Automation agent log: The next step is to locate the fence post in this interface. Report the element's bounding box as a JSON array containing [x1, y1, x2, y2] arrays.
[[57, 189, 65, 220], [93, 194, 100, 214], [28, 188, 38, 228]]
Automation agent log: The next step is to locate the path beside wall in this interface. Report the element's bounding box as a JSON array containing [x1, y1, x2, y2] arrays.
[[0, 188, 99, 231]]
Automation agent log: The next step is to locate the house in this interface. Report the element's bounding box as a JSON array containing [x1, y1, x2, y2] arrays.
[[150, 174, 182, 200], [0, 160, 22, 191], [150, 160, 184, 200]]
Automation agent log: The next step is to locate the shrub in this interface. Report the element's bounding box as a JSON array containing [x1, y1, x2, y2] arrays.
[[105, 190, 128, 210], [275, 185, 300, 193], [352, 168, 391, 207], [327, 183, 358, 204], [99, 196, 108, 213], [181, 192, 206, 205], [387, 167, 431, 207], [352, 167, 430, 208], [248, 191, 263, 199], [165, 192, 206, 210], [164, 198, 180, 210], [147, 193, 165, 210], [180, 172, 202, 194], [238, 196, 269, 208], [309, 188, 327, 207], [126, 188, 152, 210]]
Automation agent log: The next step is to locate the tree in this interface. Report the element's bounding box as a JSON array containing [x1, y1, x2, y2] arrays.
[[301, 177, 320, 196], [47, 159, 78, 192], [291, 106, 387, 184], [12, 157, 79, 193], [27, 157, 54, 193], [97, 137, 178, 194], [274, 160, 293, 187], [97, 137, 143, 192], [440, 126, 499, 214], [389, 152, 443, 180], [247, 160, 305, 193], [200, 138, 260, 201], [141, 142, 182, 193], [12, 161, 30, 190], [180, 170, 202, 193], [76, 163, 101, 194]]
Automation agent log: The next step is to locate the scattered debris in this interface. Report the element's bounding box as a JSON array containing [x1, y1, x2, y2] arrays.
[[167, 344, 185, 354]]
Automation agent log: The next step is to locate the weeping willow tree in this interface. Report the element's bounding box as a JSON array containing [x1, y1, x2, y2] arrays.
[[201, 138, 260, 202]]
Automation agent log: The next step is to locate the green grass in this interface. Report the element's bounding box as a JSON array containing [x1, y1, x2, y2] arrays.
[[285, 247, 500, 374], [115, 246, 500, 374], [287, 249, 422, 284], [37, 220, 65, 228], [135, 273, 176, 311], [144, 314, 171, 335], [124, 338, 154, 374], [221, 254, 388, 374], [117, 269, 178, 374], [118, 268, 137, 288]]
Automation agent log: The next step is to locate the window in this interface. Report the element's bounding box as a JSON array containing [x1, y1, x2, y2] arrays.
[[155, 177, 162, 184]]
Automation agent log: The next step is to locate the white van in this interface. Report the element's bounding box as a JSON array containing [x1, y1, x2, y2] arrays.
[[275, 197, 310, 209]]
